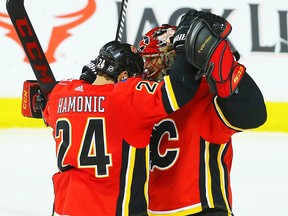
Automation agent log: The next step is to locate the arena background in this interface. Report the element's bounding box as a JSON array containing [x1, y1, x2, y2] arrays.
[[0, 1, 288, 216], [0, 0, 287, 132]]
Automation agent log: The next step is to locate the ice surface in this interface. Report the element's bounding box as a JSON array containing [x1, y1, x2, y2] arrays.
[[0, 129, 287, 216]]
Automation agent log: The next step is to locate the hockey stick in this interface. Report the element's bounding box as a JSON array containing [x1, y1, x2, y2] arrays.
[[6, 0, 57, 100], [115, 0, 128, 42]]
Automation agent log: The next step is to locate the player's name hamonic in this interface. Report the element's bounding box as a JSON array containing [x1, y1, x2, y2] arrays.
[[57, 96, 106, 114]]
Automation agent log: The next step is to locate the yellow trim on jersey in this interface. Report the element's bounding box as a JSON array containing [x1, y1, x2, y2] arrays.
[[148, 203, 202, 216], [205, 142, 233, 215], [163, 76, 179, 111], [217, 144, 232, 213], [122, 146, 137, 216], [145, 146, 150, 206], [204, 142, 215, 208], [213, 96, 244, 131]]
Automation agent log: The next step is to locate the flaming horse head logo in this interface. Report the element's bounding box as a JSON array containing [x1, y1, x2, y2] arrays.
[[0, 0, 97, 63]]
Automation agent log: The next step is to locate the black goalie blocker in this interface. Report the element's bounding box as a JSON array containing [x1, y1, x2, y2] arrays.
[[185, 12, 246, 98], [81, 41, 144, 83]]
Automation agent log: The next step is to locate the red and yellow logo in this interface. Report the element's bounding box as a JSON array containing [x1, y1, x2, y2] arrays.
[[0, 0, 97, 63]]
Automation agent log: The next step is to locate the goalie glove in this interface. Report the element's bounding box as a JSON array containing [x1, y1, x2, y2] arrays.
[[185, 12, 246, 98], [172, 9, 204, 54]]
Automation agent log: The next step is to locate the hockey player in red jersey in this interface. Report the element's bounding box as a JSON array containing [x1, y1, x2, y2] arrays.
[[42, 40, 202, 216], [138, 10, 267, 216]]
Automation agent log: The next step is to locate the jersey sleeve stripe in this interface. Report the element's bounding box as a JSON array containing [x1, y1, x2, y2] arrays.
[[200, 139, 233, 215], [122, 146, 136, 215], [204, 142, 215, 208], [163, 76, 180, 111], [217, 144, 232, 213], [213, 96, 244, 131]]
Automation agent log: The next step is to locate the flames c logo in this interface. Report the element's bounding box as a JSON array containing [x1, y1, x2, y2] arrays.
[[0, 0, 96, 63]]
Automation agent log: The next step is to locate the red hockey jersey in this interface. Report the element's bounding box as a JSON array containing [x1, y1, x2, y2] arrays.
[[43, 76, 181, 216], [148, 80, 240, 216]]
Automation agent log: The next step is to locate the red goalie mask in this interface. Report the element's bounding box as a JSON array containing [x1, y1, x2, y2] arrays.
[[138, 25, 176, 81]]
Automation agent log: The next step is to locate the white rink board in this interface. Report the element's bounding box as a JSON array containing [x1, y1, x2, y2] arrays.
[[0, 0, 288, 102], [0, 129, 287, 216]]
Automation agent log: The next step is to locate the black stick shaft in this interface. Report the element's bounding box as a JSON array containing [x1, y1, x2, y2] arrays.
[[6, 0, 57, 99], [115, 0, 128, 42]]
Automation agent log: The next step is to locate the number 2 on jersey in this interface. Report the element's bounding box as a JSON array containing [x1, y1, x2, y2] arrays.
[[55, 118, 112, 178]]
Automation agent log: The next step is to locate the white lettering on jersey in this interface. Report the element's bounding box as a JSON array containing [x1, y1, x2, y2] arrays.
[[57, 96, 105, 114]]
